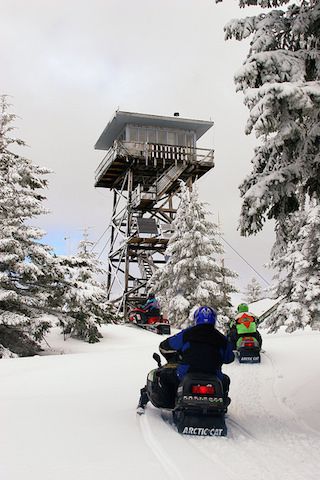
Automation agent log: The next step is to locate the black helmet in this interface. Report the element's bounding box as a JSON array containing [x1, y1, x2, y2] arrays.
[[148, 292, 155, 299]]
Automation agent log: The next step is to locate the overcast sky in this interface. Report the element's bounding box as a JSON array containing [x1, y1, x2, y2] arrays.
[[1, 0, 275, 297]]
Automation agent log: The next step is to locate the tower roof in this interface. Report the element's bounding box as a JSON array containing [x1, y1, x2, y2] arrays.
[[95, 111, 214, 150]]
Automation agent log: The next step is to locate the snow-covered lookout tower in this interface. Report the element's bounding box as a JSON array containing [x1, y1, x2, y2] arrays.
[[94, 110, 214, 315]]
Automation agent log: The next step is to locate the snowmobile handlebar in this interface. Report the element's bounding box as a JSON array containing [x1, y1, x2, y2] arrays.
[[153, 352, 162, 367]]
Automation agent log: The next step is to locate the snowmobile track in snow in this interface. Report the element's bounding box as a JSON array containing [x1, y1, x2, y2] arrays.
[[228, 350, 320, 480], [227, 417, 258, 441], [138, 407, 267, 480], [138, 409, 184, 480], [138, 407, 239, 480], [137, 349, 320, 480]]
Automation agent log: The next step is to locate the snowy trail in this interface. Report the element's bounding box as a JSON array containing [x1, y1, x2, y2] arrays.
[[0, 325, 320, 480], [230, 352, 319, 479], [137, 336, 320, 480], [194, 351, 320, 480], [139, 405, 235, 480]]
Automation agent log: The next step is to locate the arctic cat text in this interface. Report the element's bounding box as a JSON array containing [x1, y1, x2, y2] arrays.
[[182, 427, 224, 436]]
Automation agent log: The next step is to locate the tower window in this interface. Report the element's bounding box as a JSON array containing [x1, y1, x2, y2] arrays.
[[168, 131, 176, 145], [147, 129, 156, 143], [129, 126, 139, 142], [139, 128, 147, 143], [158, 130, 167, 144]]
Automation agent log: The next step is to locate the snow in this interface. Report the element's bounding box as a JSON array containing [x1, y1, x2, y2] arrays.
[[248, 297, 278, 316], [0, 323, 320, 480]]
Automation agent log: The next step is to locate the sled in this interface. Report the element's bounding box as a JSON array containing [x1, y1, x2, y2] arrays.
[[237, 336, 261, 364], [134, 322, 171, 335], [128, 307, 171, 335], [146, 355, 228, 437]]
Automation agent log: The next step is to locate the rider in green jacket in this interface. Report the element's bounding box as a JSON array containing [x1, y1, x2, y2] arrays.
[[228, 303, 262, 350]]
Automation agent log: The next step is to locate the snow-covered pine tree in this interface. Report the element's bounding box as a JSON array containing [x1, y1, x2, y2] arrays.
[[244, 277, 263, 303], [265, 196, 320, 332], [150, 182, 237, 328], [50, 236, 118, 343], [216, 0, 320, 235], [0, 96, 53, 356], [216, 0, 320, 331]]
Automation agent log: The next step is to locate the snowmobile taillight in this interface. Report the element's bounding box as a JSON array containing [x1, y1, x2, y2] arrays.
[[191, 385, 215, 395], [244, 341, 254, 348]]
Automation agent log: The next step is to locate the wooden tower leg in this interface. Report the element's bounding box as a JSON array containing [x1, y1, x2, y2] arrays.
[[123, 169, 133, 319], [107, 189, 117, 299]]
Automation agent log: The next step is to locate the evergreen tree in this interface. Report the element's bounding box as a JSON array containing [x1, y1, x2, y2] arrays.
[[0, 344, 18, 359], [244, 277, 263, 303], [50, 237, 118, 343], [265, 197, 320, 332], [150, 182, 237, 328], [217, 0, 320, 235], [0, 96, 53, 356], [217, 0, 320, 331]]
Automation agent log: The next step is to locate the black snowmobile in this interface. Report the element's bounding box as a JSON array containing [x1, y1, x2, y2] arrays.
[[236, 336, 261, 364], [140, 352, 228, 436]]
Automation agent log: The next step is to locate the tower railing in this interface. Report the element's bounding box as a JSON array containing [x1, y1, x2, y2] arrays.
[[95, 141, 214, 184]]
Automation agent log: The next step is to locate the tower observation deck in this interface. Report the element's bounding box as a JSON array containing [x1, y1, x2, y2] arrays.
[[94, 110, 214, 316]]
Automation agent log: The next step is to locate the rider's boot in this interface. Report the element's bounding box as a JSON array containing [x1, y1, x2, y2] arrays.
[[137, 387, 149, 414]]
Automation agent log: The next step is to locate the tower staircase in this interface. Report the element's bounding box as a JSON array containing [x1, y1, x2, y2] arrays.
[[137, 253, 157, 284], [153, 162, 187, 198]]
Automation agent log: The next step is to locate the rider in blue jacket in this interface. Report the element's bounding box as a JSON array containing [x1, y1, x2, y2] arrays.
[[137, 306, 234, 412], [141, 293, 160, 317]]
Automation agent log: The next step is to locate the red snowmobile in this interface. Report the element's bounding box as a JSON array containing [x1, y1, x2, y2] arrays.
[[128, 307, 171, 335]]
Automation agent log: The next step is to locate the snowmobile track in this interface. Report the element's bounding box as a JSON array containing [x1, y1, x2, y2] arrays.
[[139, 407, 237, 480], [263, 351, 320, 439], [228, 349, 320, 480], [227, 417, 257, 441], [138, 409, 184, 480], [140, 407, 271, 480]]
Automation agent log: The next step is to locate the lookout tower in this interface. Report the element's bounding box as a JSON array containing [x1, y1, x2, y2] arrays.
[[94, 111, 214, 316]]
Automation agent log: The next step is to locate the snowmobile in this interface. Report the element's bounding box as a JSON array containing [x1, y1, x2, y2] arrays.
[[128, 307, 171, 335], [142, 353, 228, 436], [236, 336, 261, 364]]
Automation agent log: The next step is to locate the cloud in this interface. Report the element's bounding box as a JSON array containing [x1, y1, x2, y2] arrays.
[[0, 0, 273, 288]]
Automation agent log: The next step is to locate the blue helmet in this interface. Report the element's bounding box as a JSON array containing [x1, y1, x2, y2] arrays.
[[194, 306, 217, 326]]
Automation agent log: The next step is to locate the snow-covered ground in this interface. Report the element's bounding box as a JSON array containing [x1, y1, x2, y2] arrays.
[[1, 323, 320, 480]]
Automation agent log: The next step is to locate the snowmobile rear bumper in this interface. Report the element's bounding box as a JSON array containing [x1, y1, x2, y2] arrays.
[[238, 347, 261, 363], [156, 323, 171, 335], [173, 373, 228, 436], [173, 409, 227, 436]]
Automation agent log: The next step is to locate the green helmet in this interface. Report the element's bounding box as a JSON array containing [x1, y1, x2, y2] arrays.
[[237, 303, 249, 313]]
